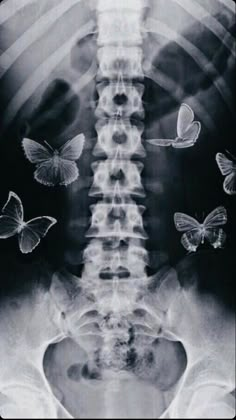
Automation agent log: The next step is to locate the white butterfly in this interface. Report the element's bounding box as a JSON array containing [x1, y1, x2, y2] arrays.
[[174, 206, 227, 252], [0, 191, 57, 254], [147, 103, 201, 148], [22, 134, 85, 186], [216, 152, 236, 195]]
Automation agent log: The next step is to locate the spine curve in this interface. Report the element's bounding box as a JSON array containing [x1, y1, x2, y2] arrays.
[[81, 1, 148, 291]]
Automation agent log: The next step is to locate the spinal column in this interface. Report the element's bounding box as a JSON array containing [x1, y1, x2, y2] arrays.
[[81, 0, 148, 289]]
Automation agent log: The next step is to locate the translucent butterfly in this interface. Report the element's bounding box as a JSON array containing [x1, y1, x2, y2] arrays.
[[174, 206, 227, 252], [0, 191, 57, 254], [22, 134, 85, 186], [216, 152, 236, 195], [147, 103, 201, 148]]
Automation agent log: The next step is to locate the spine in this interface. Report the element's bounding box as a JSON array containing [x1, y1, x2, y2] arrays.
[[79, 0, 150, 377], [81, 1, 148, 291]]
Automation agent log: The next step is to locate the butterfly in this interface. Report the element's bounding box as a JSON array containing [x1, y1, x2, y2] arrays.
[[147, 103, 201, 148], [0, 191, 57, 254], [174, 206, 227, 252], [22, 134, 85, 186], [216, 152, 236, 195]]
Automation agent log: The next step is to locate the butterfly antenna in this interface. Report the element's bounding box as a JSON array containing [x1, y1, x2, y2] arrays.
[[44, 141, 54, 151], [226, 150, 236, 161]]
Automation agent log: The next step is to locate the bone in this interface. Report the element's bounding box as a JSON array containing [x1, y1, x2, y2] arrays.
[[145, 18, 234, 115], [97, 10, 143, 46], [95, 0, 147, 13], [1, 20, 94, 131], [0, 286, 72, 418], [143, 64, 216, 131], [0, 0, 87, 79], [94, 119, 146, 158], [0, 0, 32, 25], [90, 158, 145, 197], [172, 0, 235, 56], [86, 207, 148, 240], [97, 46, 144, 79], [95, 80, 145, 120], [149, 256, 236, 419], [82, 241, 148, 280], [217, 0, 235, 13]]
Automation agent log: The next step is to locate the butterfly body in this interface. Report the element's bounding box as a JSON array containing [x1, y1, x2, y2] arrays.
[[51, 151, 61, 174], [22, 134, 85, 187], [0, 192, 57, 254], [174, 206, 227, 253], [199, 225, 206, 244], [17, 221, 27, 233], [147, 103, 201, 149]]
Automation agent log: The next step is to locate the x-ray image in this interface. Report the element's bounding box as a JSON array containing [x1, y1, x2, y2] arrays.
[[0, 0, 235, 418]]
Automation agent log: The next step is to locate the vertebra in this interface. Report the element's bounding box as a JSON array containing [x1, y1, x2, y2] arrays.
[[76, 0, 153, 382]]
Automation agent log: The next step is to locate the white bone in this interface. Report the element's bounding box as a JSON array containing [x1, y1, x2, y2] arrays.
[[0, 0, 32, 25], [172, 0, 235, 56], [94, 119, 146, 158], [1, 20, 94, 131], [97, 46, 144, 78], [145, 18, 234, 115], [150, 264, 236, 419], [0, 0, 86, 79], [95, 82, 144, 119]]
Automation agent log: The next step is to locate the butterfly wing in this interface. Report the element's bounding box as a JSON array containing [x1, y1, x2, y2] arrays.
[[204, 206, 227, 228], [173, 122, 201, 149], [34, 160, 57, 186], [18, 216, 57, 254], [0, 216, 19, 238], [224, 173, 236, 195], [181, 230, 202, 252], [215, 153, 235, 176], [2, 191, 24, 222], [34, 159, 78, 187], [182, 121, 201, 142], [22, 138, 52, 163], [57, 159, 79, 186], [0, 191, 24, 238], [174, 213, 201, 251], [177, 103, 194, 138], [173, 136, 196, 149], [147, 138, 175, 147], [174, 212, 200, 232], [204, 228, 226, 249], [59, 134, 85, 161]]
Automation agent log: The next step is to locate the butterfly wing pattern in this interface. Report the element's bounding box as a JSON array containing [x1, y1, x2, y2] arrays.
[[22, 134, 85, 187], [146, 138, 174, 147], [174, 207, 227, 252], [59, 134, 85, 161], [174, 213, 202, 252], [216, 152, 236, 195], [56, 133, 85, 186], [147, 103, 201, 149], [0, 191, 57, 254], [0, 191, 24, 238], [203, 206, 227, 249], [18, 217, 57, 254], [173, 103, 201, 148], [22, 138, 52, 163]]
